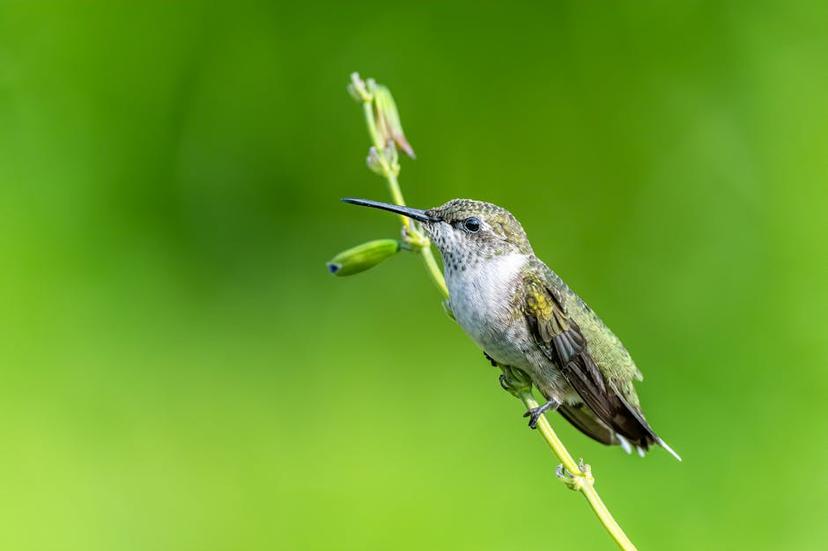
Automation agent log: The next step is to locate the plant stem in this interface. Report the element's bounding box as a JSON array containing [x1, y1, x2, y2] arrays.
[[418, 244, 448, 297], [521, 392, 637, 551], [351, 74, 636, 550], [420, 259, 636, 550], [359, 88, 448, 298]]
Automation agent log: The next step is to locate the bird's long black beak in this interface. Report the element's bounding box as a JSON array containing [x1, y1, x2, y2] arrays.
[[341, 198, 440, 223]]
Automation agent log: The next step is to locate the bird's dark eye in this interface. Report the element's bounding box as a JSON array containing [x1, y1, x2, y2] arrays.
[[463, 217, 481, 233]]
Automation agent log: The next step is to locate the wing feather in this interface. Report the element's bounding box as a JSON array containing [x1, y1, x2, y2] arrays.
[[523, 273, 657, 449]]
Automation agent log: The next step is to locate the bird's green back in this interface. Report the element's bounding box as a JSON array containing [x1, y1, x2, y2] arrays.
[[532, 257, 645, 407]]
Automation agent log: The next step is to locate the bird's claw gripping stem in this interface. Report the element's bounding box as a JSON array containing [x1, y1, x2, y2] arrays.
[[523, 398, 560, 429], [497, 366, 533, 398]]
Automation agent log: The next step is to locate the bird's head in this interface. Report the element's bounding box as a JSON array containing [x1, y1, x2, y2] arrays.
[[343, 197, 532, 272]]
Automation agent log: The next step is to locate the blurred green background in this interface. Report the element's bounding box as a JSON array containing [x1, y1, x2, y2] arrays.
[[1, 1, 827, 549]]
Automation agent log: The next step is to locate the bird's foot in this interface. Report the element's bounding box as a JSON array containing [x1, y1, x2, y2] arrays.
[[498, 367, 533, 397], [523, 398, 560, 429]]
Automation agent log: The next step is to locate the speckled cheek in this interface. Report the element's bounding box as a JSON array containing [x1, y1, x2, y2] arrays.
[[426, 224, 466, 273]]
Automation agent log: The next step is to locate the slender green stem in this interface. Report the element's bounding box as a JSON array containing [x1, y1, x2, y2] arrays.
[[384, 173, 413, 231], [363, 100, 382, 149], [384, 174, 407, 216], [362, 100, 412, 231], [384, 171, 448, 296], [521, 393, 637, 551], [419, 245, 449, 297], [520, 392, 581, 474], [351, 74, 635, 551], [358, 87, 447, 296], [420, 263, 635, 550]]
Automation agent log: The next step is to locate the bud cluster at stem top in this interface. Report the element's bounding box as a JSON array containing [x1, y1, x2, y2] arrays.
[[348, 72, 416, 163]]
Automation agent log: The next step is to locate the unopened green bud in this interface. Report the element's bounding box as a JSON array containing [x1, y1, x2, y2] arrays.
[[347, 72, 372, 102], [327, 239, 400, 276], [382, 139, 398, 167], [373, 85, 416, 159], [366, 146, 385, 175], [365, 142, 399, 178]]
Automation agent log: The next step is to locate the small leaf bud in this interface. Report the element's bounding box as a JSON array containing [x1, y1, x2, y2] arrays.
[[326, 239, 401, 276]]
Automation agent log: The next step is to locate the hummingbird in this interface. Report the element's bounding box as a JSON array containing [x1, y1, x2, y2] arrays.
[[343, 197, 680, 461]]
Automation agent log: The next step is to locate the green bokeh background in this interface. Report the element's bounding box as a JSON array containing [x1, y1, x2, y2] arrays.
[[1, 2, 826, 550]]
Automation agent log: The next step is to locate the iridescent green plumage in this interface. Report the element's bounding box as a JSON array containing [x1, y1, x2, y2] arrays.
[[344, 196, 680, 460], [521, 259, 664, 451]]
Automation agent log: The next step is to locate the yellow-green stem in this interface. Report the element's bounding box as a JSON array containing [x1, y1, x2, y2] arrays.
[[521, 393, 637, 551], [416, 234, 634, 550], [419, 244, 449, 297], [360, 93, 447, 297], [353, 75, 635, 550], [520, 392, 581, 474], [362, 100, 412, 231]]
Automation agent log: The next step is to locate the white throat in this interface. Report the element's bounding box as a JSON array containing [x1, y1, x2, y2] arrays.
[[446, 253, 529, 356], [446, 252, 527, 299]]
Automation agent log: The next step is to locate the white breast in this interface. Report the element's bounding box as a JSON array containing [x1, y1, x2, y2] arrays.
[[447, 253, 529, 364]]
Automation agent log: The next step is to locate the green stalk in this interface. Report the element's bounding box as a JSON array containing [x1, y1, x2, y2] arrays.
[[348, 73, 635, 551], [358, 84, 448, 297]]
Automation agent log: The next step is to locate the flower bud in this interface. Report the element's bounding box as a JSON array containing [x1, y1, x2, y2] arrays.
[[382, 139, 399, 176], [373, 85, 416, 159], [326, 239, 400, 276], [366, 146, 385, 175], [347, 72, 372, 102]]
